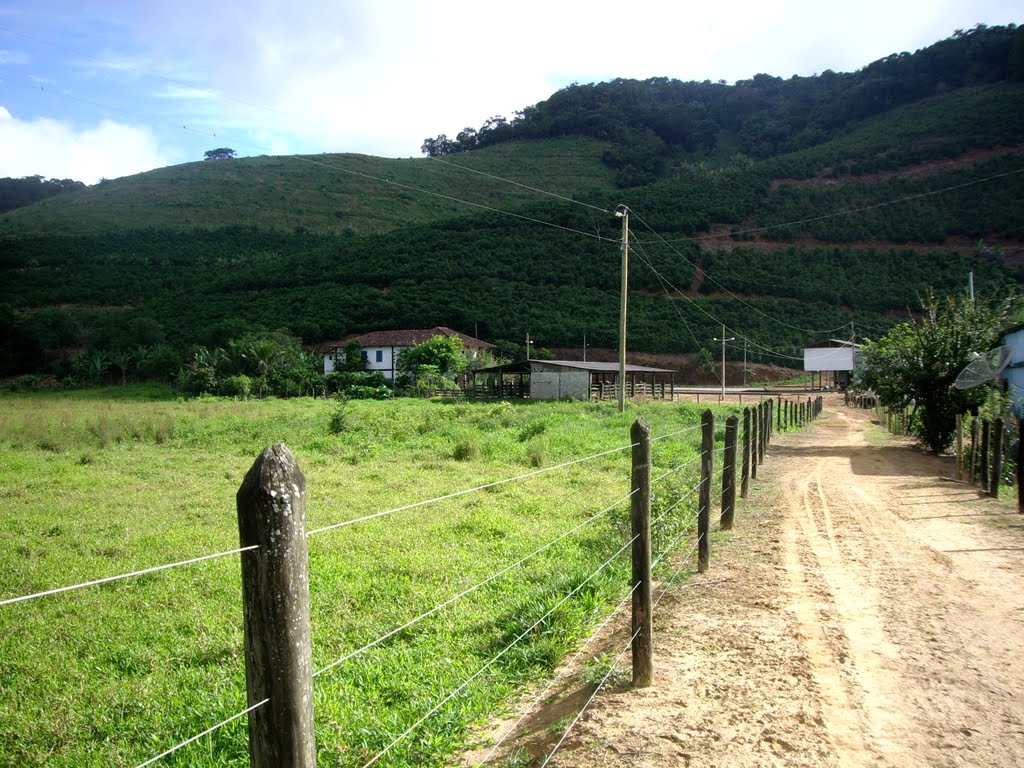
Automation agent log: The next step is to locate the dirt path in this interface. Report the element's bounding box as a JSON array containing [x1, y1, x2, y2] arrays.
[[464, 399, 1024, 767]]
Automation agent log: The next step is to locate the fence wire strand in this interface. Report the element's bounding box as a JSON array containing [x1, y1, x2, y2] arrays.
[[134, 698, 268, 768], [359, 535, 639, 767], [313, 489, 637, 679], [650, 423, 703, 442], [652, 451, 704, 484], [650, 482, 701, 528], [539, 617, 643, 767], [655, 531, 707, 609], [652, 509, 703, 569], [473, 581, 641, 767], [308, 443, 636, 537], [0, 545, 259, 607]]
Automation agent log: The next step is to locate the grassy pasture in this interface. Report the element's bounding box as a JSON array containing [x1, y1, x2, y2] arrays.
[[0, 388, 740, 766]]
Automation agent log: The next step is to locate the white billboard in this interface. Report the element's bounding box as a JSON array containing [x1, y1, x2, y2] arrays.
[[804, 347, 857, 371]]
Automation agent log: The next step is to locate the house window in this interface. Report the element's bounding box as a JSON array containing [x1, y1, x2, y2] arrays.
[[360, 350, 368, 361], [375, 350, 383, 363]]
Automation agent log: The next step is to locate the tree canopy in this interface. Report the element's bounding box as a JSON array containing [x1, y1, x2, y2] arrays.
[[856, 291, 1018, 453], [204, 148, 237, 161]]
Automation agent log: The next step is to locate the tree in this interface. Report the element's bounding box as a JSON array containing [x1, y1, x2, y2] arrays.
[[204, 147, 236, 160], [856, 291, 1017, 453], [398, 335, 467, 389]]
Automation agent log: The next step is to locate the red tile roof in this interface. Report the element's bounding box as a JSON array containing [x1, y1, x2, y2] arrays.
[[318, 327, 494, 353]]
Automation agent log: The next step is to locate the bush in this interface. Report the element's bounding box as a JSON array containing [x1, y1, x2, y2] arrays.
[[221, 374, 253, 399]]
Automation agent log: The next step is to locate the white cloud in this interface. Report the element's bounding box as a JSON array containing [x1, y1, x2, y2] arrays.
[[0, 107, 176, 183], [152, 84, 217, 100], [0, 49, 28, 64]]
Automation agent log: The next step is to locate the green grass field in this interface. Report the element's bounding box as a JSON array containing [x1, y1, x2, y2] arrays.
[[0, 388, 753, 767]]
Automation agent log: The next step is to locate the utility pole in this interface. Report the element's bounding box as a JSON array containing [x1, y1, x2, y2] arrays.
[[969, 271, 975, 304], [713, 324, 735, 399], [743, 338, 748, 387], [583, 333, 587, 362], [525, 332, 532, 361], [616, 205, 629, 413]]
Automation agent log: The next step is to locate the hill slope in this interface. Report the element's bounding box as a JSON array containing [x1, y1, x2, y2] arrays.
[[1, 26, 1023, 380]]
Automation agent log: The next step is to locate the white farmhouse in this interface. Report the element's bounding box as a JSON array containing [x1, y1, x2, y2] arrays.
[[319, 327, 495, 380]]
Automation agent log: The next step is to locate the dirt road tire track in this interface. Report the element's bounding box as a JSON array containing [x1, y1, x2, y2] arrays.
[[464, 399, 1024, 767]]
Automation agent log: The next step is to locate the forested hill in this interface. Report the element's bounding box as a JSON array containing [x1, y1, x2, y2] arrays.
[[422, 24, 1024, 186], [1, 25, 1023, 381]]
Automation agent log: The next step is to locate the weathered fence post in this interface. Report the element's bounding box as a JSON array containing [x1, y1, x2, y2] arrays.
[[698, 410, 714, 573], [630, 419, 653, 688], [980, 419, 991, 494], [237, 444, 317, 768], [750, 405, 759, 480], [1018, 418, 1023, 514], [990, 418, 1003, 499], [969, 415, 979, 485], [721, 415, 738, 530], [757, 403, 766, 464], [956, 413, 964, 482], [741, 407, 751, 498], [777, 396, 782, 432]]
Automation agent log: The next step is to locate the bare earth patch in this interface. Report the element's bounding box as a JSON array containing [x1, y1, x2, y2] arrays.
[[461, 399, 1024, 767]]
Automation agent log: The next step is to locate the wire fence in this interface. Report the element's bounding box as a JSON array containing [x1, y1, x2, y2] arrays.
[[1, 396, 822, 767]]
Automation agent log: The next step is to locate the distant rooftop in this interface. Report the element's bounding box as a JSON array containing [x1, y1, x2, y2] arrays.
[[319, 327, 494, 352]]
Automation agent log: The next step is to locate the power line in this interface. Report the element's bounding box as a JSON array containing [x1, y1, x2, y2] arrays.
[[426, 155, 613, 214], [630, 208, 854, 337]]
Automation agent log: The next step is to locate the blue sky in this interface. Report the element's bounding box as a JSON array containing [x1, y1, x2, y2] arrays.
[[0, 0, 1020, 184]]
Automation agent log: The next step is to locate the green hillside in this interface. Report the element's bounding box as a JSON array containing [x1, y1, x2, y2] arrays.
[[0, 138, 616, 237], [2, 25, 1023, 383]]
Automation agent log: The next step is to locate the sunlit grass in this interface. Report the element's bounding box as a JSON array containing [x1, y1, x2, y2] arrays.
[[0, 391, 739, 766]]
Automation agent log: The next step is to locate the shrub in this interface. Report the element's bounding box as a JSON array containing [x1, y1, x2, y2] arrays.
[[221, 374, 253, 399]]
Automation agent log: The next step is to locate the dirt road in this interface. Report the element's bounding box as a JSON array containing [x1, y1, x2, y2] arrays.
[[467, 400, 1024, 767]]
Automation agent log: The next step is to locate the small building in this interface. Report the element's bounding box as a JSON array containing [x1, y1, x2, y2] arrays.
[[803, 339, 862, 390], [319, 327, 495, 380], [1001, 323, 1024, 416], [471, 360, 676, 401]]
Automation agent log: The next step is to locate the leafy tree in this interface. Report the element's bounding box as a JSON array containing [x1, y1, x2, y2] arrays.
[[398, 335, 467, 389], [335, 341, 368, 372], [204, 148, 236, 161], [856, 291, 1017, 453]]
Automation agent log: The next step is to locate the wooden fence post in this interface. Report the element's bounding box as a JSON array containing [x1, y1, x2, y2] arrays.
[[981, 420, 991, 494], [630, 419, 653, 688], [777, 396, 782, 432], [956, 413, 963, 482], [757, 403, 766, 464], [741, 408, 751, 499], [698, 410, 714, 573], [237, 444, 317, 768], [721, 415, 738, 530], [750, 404, 759, 480], [991, 418, 1004, 499], [969, 416, 979, 485], [1018, 418, 1023, 514]]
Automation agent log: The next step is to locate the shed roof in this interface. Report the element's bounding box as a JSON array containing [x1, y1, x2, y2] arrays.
[[474, 360, 675, 374]]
